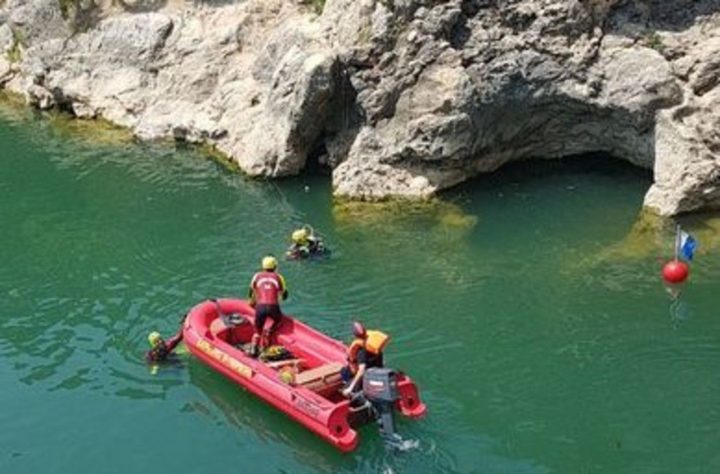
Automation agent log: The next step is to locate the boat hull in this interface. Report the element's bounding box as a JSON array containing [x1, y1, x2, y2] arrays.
[[183, 298, 426, 451]]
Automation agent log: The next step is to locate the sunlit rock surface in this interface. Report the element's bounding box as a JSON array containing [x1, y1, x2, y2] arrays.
[[0, 0, 719, 214]]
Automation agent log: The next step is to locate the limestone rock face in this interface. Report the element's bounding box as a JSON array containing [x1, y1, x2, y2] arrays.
[[0, 24, 14, 84], [221, 46, 339, 177], [0, 0, 719, 214], [327, 0, 714, 215], [641, 18, 720, 215], [1, 0, 340, 177], [7, 0, 71, 47]]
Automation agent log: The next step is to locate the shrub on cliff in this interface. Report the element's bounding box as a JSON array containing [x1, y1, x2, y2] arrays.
[[59, 0, 101, 33], [301, 0, 325, 15]]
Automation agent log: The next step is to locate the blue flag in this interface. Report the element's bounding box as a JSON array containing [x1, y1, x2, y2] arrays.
[[679, 230, 697, 261]]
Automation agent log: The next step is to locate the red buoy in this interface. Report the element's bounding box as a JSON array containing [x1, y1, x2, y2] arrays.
[[662, 260, 689, 284]]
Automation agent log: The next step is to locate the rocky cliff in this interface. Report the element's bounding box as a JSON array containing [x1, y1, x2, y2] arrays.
[[1, 0, 719, 215]]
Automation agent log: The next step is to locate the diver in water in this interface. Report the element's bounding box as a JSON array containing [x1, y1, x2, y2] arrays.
[[146, 330, 183, 363], [286, 226, 329, 260]]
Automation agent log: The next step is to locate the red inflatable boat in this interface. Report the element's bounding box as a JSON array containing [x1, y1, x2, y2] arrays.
[[182, 299, 426, 452]]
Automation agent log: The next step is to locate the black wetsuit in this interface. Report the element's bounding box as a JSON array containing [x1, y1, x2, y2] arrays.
[[341, 347, 384, 383], [254, 304, 283, 333], [146, 333, 183, 363], [357, 347, 384, 369]]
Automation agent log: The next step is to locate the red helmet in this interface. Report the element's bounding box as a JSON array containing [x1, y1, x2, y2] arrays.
[[352, 321, 366, 338]]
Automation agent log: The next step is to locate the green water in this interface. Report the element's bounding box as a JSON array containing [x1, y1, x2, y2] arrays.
[[1, 103, 719, 474]]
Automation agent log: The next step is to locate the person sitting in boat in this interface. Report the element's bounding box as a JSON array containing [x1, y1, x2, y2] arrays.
[[248, 255, 288, 357], [146, 331, 183, 363], [286, 226, 327, 260], [341, 322, 390, 398]]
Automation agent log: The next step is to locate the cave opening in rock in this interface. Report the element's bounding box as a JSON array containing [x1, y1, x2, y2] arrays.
[[444, 152, 654, 209], [500, 152, 651, 183], [304, 138, 333, 176]]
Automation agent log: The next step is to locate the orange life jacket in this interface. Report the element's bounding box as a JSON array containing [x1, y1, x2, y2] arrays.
[[346, 330, 390, 374]]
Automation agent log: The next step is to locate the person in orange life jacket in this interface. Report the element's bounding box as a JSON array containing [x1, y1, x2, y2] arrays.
[[248, 255, 288, 357], [340, 321, 388, 398]]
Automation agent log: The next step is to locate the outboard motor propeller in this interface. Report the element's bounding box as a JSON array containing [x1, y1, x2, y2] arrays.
[[362, 367, 405, 446]]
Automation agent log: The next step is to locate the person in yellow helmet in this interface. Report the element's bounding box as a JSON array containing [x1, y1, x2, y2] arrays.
[[145, 330, 183, 363], [248, 255, 288, 357], [286, 225, 328, 260]]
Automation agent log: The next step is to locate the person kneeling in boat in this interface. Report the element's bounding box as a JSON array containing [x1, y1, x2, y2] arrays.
[[341, 322, 389, 398], [248, 255, 288, 357], [286, 226, 327, 260]]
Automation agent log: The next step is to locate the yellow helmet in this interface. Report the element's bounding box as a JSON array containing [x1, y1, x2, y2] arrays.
[[279, 368, 295, 384], [262, 255, 278, 271], [148, 331, 162, 347], [291, 228, 309, 244]]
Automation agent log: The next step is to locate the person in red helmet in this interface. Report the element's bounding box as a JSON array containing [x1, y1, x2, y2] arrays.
[[248, 255, 288, 357], [341, 321, 389, 397]]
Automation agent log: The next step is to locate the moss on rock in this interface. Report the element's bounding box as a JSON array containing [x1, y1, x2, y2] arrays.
[[333, 197, 478, 232], [46, 112, 135, 145], [300, 0, 325, 15]]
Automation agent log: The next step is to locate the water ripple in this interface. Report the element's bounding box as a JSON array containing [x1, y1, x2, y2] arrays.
[[3, 104, 720, 473]]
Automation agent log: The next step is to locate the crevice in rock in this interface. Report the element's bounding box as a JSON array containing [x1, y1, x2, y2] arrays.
[[449, 10, 471, 50], [117, 0, 169, 14], [460, 0, 485, 18], [319, 62, 363, 169], [305, 138, 332, 175], [47, 86, 74, 114], [63, 0, 104, 35], [607, 0, 720, 34]]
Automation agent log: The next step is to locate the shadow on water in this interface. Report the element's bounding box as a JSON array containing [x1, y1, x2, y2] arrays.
[[445, 153, 652, 196], [186, 349, 474, 472], [184, 360, 542, 474], [185, 360, 350, 471]]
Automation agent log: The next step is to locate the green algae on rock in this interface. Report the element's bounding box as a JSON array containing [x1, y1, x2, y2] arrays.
[[332, 198, 478, 232], [46, 113, 134, 146], [589, 209, 720, 264]]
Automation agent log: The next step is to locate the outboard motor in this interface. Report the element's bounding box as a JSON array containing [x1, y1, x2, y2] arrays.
[[363, 368, 402, 444]]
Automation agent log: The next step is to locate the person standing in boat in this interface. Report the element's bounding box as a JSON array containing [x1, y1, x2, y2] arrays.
[[341, 322, 389, 397], [248, 255, 288, 357]]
